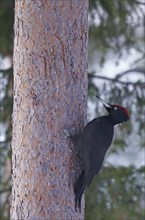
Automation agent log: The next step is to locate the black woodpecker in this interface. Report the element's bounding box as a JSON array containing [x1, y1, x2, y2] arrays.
[[66, 95, 130, 211]]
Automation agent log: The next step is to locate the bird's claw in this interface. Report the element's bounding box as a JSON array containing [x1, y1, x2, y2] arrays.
[[64, 129, 70, 138]]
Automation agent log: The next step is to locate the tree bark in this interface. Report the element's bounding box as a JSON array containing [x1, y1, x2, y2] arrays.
[[11, 0, 88, 219]]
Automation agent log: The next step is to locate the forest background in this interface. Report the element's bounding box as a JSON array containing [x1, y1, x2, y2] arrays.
[[0, 0, 145, 219]]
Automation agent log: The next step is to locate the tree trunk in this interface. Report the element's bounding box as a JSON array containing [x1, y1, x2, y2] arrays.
[[11, 0, 88, 219]]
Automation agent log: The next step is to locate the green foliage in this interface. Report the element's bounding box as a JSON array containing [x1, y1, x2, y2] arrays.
[[0, 0, 14, 55], [0, 1, 14, 219], [0, 69, 13, 220], [89, 0, 144, 64], [85, 166, 145, 220], [0, 141, 11, 220]]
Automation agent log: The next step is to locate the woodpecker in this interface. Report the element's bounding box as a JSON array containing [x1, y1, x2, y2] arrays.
[[67, 95, 130, 211]]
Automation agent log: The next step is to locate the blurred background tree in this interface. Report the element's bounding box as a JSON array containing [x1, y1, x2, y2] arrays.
[[0, 1, 14, 219], [0, 0, 144, 219]]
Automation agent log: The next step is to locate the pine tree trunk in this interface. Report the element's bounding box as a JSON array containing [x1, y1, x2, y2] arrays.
[[11, 0, 88, 219]]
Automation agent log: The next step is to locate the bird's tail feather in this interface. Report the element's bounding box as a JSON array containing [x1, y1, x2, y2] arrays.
[[74, 170, 85, 211]]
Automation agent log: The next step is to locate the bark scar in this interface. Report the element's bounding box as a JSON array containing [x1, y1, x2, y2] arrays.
[[43, 56, 47, 75], [55, 34, 67, 70]]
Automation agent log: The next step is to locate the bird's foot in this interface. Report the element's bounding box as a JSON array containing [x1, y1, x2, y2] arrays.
[[64, 129, 70, 138]]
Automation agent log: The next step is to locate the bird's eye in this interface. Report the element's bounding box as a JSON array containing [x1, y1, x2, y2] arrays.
[[114, 107, 118, 110]]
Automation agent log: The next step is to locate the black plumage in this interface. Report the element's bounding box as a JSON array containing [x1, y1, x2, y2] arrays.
[[71, 96, 129, 211]]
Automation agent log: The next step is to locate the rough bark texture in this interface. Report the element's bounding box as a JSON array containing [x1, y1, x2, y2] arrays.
[[11, 0, 88, 220]]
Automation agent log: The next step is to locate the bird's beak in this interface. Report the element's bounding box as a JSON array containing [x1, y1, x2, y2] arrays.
[[96, 95, 112, 111]]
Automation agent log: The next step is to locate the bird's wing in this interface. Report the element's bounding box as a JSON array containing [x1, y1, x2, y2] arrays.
[[77, 117, 113, 186]]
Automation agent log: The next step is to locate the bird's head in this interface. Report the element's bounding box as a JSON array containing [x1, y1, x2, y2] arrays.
[[96, 95, 129, 125]]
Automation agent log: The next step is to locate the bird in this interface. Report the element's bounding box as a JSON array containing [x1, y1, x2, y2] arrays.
[[65, 95, 130, 211]]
